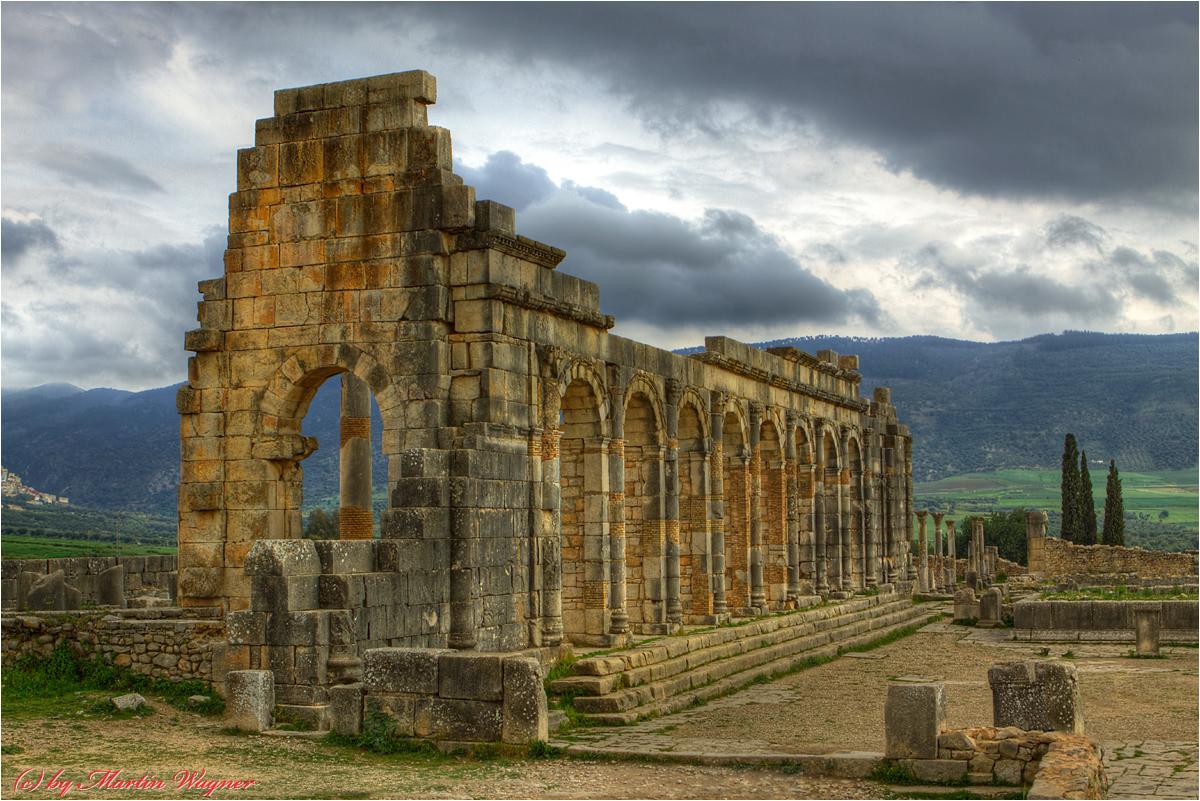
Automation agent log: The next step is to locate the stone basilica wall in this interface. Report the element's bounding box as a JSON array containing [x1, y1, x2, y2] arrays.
[[176, 70, 916, 658]]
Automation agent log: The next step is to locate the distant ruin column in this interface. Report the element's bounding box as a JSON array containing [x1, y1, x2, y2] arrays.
[[970, 516, 984, 580], [916, 511, 929, 592], [883, 445, 897, 583], [664, 381, 683, 626], [748, 403, 767, 609], [932, 512, 944, 593], [339, 373, 373, 540], [1025, 510, 1046, 576], [709, 393, 728, 616], [946, 520, 958, 588], [785, 412, 801, 602]]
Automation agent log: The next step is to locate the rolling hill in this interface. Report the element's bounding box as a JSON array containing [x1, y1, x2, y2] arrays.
[[1, 331, 1194, 517]]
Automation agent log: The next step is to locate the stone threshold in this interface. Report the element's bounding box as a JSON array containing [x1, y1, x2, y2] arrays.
[[548, 742, 884, 778]]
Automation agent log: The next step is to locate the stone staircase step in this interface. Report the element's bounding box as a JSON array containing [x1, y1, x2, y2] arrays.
[[575, 605, 933, 725], [554, 593, 907, 696], [557, 596, 915, 703]]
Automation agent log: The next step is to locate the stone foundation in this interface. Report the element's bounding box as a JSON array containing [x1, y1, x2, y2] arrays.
[[1012, 599, 1198, 642]]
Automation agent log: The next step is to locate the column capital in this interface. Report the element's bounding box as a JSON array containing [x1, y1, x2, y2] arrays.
[[916, 509, 928, 521], [665, 377, 684, 407]]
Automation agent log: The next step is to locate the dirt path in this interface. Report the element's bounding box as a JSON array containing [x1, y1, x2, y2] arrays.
[[0, 704, 882, 800]]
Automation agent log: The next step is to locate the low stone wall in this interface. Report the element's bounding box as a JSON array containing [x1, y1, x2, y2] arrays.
[[1012, 599, 1198, 641], [329, 647, 547, 744], [1028, 536, 1197, 580], [0, 608, 225, 685], [1, 555, 177, 609], [897, 726, 1101, 790]]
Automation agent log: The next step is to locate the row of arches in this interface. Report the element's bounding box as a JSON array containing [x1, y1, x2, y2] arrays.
[[544, 361, 910, 645]]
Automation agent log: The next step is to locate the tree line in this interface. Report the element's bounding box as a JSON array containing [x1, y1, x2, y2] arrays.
[[1060, 433, 1125, 546]]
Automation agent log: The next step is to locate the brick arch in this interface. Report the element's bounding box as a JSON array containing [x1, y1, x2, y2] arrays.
[[625, 372, 665, 446]]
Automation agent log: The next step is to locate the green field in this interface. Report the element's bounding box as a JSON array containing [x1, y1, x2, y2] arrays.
[[0, 535, 176, 560], [916, 467, 1198, 552]]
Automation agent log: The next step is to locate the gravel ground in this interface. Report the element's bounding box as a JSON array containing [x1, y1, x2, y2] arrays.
[[657, 619, 1198, 754]]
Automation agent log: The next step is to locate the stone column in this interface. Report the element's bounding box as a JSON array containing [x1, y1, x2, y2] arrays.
[[339, 373, 373, 540], [839, 462, 852, 590], [863, 436, 878, 587], [1026, 510, 1047, 576], [748, 403, 766, 609], [932, 512, 944, 593], [709, 393, 728, 616], [607, 373, 629, 635], [814, 466, 827, 594], [664, 380, 683, 626], [540, 399, 564, 646], [785, 411, 801, 602], [916, 511, 929, 592], [970, 516, 984, 581]]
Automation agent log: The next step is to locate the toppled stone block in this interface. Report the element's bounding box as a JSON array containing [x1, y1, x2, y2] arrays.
[[989, 660, 1083, 734], [111, 693, 147, 712], [225, 670, 274, 732], [24, 571, 68, 611], [97, 564, 126, 607], [501, 656, 548, 744], [362, 648, 444, 694], [885, 682, 945, 759]]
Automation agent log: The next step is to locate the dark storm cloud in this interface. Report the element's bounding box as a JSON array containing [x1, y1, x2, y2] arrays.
[[33, 144, 165, 194], [426, 2, 1197, 205], [1104, 246, 1198, 305], [464, 152, 886, 329], [1, 217, 60, 261], [5, 3, 1193, 206]]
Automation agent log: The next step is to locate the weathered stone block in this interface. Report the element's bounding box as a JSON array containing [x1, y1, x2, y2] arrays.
[[1133, 603, 1161, 656], [989, 660, 1083, 734], [97, 565, 125, 607], [885, 682, 945, 759], [438, 652, 503, 701], [23, 571, 68, 611], [329, 683, 364, 736], [362, 647, 443, 694], [501, 656, 548, 744], [312, 540, 376, 574], [244, 539, 321, 577], [903, 759, 968, 783], [414, 697, 502, 742], [225, 670, 274, 732], [226, 610, 268, 645]]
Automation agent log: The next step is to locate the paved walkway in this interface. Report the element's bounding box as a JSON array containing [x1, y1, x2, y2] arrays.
[[1103, 741, 1199, 800]]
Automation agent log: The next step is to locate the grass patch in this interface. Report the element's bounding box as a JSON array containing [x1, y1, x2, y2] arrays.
[[870, 762, 920, 784], [2, 643, 223, 717], [321, 703, 442, 756], [544, 654, 577, 687], [527, 740, 562, 759], [1039, 585, 1197, 601], [951, 618, 978, 627], [841, 615, 944, 655]]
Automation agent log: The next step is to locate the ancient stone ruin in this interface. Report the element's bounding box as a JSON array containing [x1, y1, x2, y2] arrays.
[[165, 69, 921, 736]]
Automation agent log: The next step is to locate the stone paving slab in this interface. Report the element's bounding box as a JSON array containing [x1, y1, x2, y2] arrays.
[[1103, 740, 1199, 800]]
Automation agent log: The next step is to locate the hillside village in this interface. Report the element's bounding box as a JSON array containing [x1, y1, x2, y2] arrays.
[[0, 467, 69, 508]]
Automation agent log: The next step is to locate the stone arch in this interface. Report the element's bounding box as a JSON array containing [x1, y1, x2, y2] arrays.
[[721, 399, 751, 610], [624, 372, 665, 444], [558, 374, 609, 643], [845, 433, 865, 589], [557, 359, 611, 437], [677, 397, 710, 620], [758, 414, 786, 603], [251, 344, 405, 542], [623, 386, 666, 629]]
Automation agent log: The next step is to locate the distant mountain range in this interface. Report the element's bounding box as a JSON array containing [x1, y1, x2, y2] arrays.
[[1, 331, 1195, 515]]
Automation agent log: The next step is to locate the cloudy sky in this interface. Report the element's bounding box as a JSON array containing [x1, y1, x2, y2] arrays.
[[2, 2, 1197, 390]]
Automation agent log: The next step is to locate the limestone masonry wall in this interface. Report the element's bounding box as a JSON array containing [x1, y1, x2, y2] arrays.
[[1, 555, 177, 609], [1027, 535, 1197, 579], [1, 608, 225, 685], [1012, 599, 1198, 634]]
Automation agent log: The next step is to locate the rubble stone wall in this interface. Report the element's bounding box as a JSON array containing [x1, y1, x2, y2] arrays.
[[1028, 535, 1197, 580], [1, 555, 177, 609], [0, 609, 224, 685]]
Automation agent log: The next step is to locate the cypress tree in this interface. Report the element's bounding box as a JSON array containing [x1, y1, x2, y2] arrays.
[[1103, 460, 1125, 546], [1079, 451, 1097, 545], [1060, 433, 1081, 541]]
